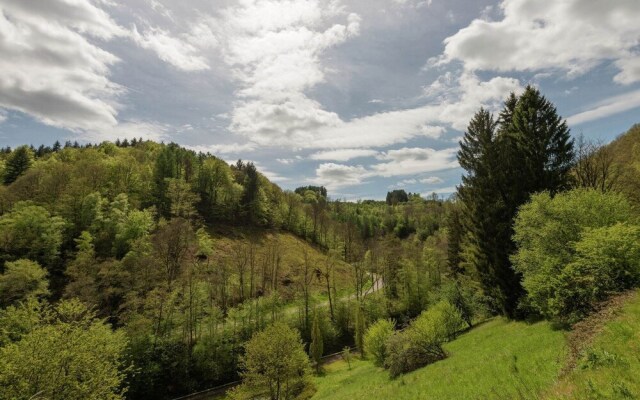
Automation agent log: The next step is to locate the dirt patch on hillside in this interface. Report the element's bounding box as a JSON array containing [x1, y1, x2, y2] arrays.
[[561, 290, 637, 375]]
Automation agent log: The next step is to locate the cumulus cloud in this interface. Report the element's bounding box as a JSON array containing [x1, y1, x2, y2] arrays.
[[0, 0, 125, 132], [214, 0, 360, 146], [313, 163, 368, 190], [312, 146, 458, 189], [310, 148, 378, 161], [438, 0, 640, 84], [372, 147, 458, 177]]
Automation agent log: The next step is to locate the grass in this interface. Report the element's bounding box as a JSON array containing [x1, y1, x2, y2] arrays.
[[312, 318, 567, 400], [546, 291, 640, 399]]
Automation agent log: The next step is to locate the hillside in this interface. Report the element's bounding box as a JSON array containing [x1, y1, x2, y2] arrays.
[[313, 318, 566, 400], [312, 290, 640, 400]]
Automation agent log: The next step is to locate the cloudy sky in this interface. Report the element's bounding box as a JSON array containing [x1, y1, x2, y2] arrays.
[[1, 0, 639, 199]]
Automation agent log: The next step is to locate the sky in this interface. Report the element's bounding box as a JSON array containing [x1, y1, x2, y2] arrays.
[[0, 0, 639, 200]]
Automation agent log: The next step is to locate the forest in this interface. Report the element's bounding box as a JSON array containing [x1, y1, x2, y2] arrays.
[[1, 86, 640, 400]]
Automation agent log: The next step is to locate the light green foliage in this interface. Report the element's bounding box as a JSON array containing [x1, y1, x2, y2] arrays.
[[313, 318, 566, 400], [166, 177, 200, 218], [513, 189, 636, 321], [0, 299, 130, 400], [385, 301, 464, 377], [0, 259, 48, 308], [232, 322, 312, 400], [0, 201, 65, 267], [552, 224, 640, 321], [364, 319, 395, 367]]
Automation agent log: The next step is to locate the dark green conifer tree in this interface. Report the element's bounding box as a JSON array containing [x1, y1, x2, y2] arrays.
[[3, 145, 33, 184]]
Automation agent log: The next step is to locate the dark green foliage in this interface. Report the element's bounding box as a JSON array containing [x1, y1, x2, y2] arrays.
[[457, 87, 575, 318], [355, 305, 366, 357], [3, 145, 33, 184], [386, 189, 409, 205]]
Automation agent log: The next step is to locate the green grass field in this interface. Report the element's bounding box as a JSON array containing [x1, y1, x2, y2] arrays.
[[547, 291, 640, 399], [313, 318, 567, 400]]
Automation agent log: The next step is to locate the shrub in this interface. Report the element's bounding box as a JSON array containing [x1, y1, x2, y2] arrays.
[[552, 224, 640, 321], [384, 301, 464, 377], [364, 319, 395, 367], [513, 189, 636, 321]]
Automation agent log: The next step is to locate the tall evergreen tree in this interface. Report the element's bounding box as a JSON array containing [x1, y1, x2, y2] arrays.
[[3, 145, 33, 184], [457, 88, 574, 318]]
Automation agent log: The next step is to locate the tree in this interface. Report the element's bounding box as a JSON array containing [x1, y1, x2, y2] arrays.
[[0, 201, 65, 269], [386, 189, 409, 205], [0, 259, 49, 308], [3, 145, 33, 184], [0, 299, 130, 400], [355, 304, 365, 357], [364, 319, 394, 367], [509, 86, 574, 195], [309, 312, 323, 373], [573, 135, 619, 192], [457, 87, 574, 318], [233, 322, 312, 400]]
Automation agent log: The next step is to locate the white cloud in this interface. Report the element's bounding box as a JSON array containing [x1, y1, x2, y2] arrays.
[[186, 142, 257, 155], [372, 147, 458, 177], [438, 0, 640, 84], [567, 89, 640, 126], [0, 0, 125, 132], [420, 176, 444, 184], [131, 25, 210, 71], [310, 148, 378, 161], [313, 163, 368, 190], [216, 0, 361, 146]]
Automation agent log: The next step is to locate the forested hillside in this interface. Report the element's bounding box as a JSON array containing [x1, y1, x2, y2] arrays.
[[0, 140, 451, 399], [1, 88, 639, 400]]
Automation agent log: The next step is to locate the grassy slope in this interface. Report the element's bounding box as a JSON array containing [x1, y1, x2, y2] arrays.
[[546, 291, 640, 399], [313, 318, 567, 400]]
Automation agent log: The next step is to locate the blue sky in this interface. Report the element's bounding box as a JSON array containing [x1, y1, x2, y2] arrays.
[[1, 0, 639, 200]]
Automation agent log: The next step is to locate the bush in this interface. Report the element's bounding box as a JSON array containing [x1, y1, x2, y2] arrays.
[[384, 301, 464, 377], [513, 189, 639, 322], [552, 224, 640, 321], [364, 319, 395, 367]]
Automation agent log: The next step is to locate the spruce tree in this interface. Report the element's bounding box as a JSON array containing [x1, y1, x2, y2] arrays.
[[3, 145, 33, 184], [457, 88, 574, 318]]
